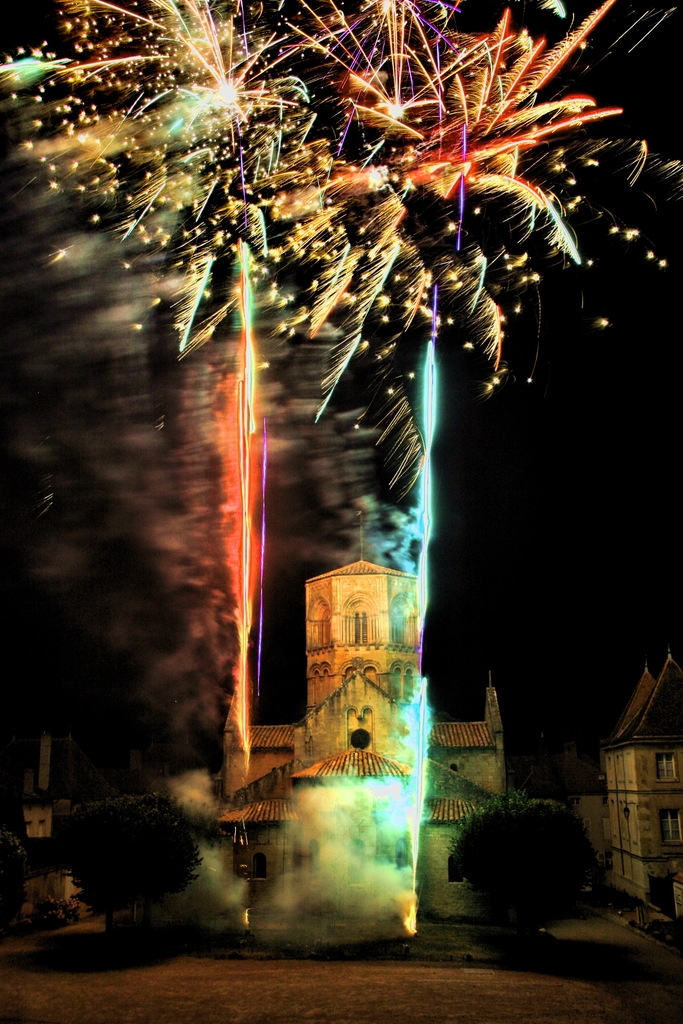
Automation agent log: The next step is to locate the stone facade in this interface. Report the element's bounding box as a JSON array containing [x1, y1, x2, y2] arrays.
[[602, 655, 683, 914], [220, 558, 506, 925]]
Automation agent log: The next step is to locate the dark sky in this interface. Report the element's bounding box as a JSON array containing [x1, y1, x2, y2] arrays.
[[2, 1, 682, 767]]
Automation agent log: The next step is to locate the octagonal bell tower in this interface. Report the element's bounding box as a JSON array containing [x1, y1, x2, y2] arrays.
[[305, 559, 419, 708]]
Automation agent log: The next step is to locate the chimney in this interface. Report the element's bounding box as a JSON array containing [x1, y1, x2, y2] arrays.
[[38, 732, 52, 791]]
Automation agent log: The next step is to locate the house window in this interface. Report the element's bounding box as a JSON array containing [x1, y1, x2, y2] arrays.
[[656, 753, 676, 779], [660, 809, 682, 842], [252, 852, 267, 878], [568, 796, 581, 806]]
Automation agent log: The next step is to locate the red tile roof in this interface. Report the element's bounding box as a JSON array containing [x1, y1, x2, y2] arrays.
[[292, 749, 411, 778], [249, 725, 295, 750], [430, 722, 493, 748], [219, 799, 297, 824], [426, 798, 476, 822], [307, 559, 416, 582]]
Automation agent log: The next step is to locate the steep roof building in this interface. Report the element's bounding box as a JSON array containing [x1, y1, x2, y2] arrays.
[[601, 654, 683, 915]]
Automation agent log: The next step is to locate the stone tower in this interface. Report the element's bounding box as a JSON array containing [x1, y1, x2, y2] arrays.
[[304, 559, 420, 708]]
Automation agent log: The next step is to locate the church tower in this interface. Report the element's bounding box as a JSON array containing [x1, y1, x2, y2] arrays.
[[305, 559, 419, 708]]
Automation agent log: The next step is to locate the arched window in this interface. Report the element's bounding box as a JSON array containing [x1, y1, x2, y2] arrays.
[[252, 852, 267, 879], [391, 664, 403, 701], [308, 599, 331, 649], [395, 837, 409, 870], [342, 597, 376, 644], [448, 855, 462, 883], [354, 611, 368, 644]]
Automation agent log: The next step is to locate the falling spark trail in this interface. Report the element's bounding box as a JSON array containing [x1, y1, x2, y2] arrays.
[[256, 418, 267, 697], [405, 286, 437, 934], [235, 239, 257, 767], [406, 675, 429, 932], [417, 286, 437, 670], [179, 256, 214, 354]]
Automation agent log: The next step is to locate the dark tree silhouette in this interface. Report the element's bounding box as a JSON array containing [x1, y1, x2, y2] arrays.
[[60, 794, 200, 932], [0, 829, 27, 930]]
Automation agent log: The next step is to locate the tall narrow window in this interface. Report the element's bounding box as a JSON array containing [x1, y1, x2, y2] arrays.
[[354, 612, 368, 644], [252, 852, 267, 878], [656, 753, 676, 779], [660, 809, 681, 842]]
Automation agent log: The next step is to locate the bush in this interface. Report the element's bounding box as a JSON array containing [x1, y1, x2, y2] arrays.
[[450, 792, 596, 928], [28, 896, 80, 930]]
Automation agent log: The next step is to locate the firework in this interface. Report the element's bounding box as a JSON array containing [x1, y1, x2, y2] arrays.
[[3, 0, 679, 772], [5, 1, 675, 494], [277, 0, 635, 489]]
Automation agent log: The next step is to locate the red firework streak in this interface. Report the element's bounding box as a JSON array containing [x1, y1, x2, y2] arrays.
[[217, 241, 263, 772]]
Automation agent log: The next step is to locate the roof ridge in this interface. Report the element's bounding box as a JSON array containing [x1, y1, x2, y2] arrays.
[[301, 671, 393, 723], [307, 559, 416, 583]]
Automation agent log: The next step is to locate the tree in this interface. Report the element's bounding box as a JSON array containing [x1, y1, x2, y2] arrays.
[[0, 829, 27, 931], [450, 792, 595, 929], [59, 794, 201, 932]]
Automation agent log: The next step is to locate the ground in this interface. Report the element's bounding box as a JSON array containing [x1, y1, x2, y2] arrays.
[[1, 910, 681, 1024]]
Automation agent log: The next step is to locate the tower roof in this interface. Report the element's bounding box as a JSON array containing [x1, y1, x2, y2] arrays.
[[605, 656, 683, 744], [306, 559, 416, 583]]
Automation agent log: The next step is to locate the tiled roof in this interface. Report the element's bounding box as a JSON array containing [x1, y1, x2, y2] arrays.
[[249, 725, 295, 750], [426, 798, 476, 822], [219, 799, 297, 824], [552, 750, 605, 795], [606, 668, 657, 744], [509, 747, 606, 798], [292, 749, 411, 778], [606, 657, 683, 744], [430, 722, 493, 748], [507, 755, 561, 800], [307, 559, 416, 582]]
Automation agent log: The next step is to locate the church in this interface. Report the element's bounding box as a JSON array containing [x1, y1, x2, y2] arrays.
[[219, 558, 506, 926]]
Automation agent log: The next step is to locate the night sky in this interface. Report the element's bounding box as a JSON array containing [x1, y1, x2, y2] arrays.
[[2, 1, 682, 769]]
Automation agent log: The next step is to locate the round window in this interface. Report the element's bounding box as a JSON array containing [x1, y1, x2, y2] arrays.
[[350, 728, 371, 750]]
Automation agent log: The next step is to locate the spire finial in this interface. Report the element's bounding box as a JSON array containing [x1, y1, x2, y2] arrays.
[[357, 510, 364, 561], [667, 644, 672, 661]]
